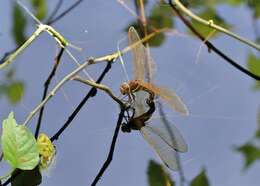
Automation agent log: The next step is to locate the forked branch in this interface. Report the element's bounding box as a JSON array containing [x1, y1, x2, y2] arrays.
[[73, 76, 125, 107], [167, 1, 260, 81], [169, 0, 260, 51], [51, 61, 113, 141]]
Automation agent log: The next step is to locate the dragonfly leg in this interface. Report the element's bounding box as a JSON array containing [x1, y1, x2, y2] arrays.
[[145, 98, 156, 116], [129, 91, 136, 104]]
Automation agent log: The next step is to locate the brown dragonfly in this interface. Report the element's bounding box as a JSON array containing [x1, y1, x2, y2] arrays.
[[121, 89, 187, 170], [120, 27, 188, 170], [120, 27, 189, 116]]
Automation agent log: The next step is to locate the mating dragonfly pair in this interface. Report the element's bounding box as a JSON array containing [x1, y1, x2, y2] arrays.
[[119, 27, 189, 170]]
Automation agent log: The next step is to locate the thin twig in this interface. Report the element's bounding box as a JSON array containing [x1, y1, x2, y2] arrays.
[[46, 0, 64, 24], [2, 169, 21, 186], [47, 0, 84, 25], [135, 0, 153, 83], [0, 0, 78, 63], [167, 1, 260, 81], [34, 48, 65, 138], [169, 0, 260, 51], [158, 102, 186, 186], [20, 27, 164, 128], [73, 76, 124, 107], [91, 109, 125, 186], [137, 1, 186, 185], [22, 58, 93, 126], [0, 25, 46, 69], [1, 61, 112, 185], [50, 61, 112, 141], [93, 27, 168, 63], [0, 24, 67, 69]]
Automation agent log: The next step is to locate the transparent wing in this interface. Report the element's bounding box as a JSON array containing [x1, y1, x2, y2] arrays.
[[140, 126, 180, 170], [157, 86, 189, 116], [146, 118, 187, 152], [144, 45, 156, 83], [136, 82, 189, 115], [128, 27, 147, 81], [133, 90, 150, 117]]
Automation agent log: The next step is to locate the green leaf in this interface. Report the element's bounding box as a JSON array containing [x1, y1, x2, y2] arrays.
[[191, 169, 210, 186], [1, 112, 39, 170], [227, 0, 244, 6], [31, 0, 47, 20], [6, 81, 25, 104], [147, 5, 173, 47], [12, 4, 27, 46], [247, 0, 260, 18], [126, 4, 174, 47], [11, 167, 42, 186], [147, 160, 175, 186], [247, 53, 260, 90], [256, 110, 260, 138], [188, 8, 231, 38], [235, 143, 260, 170]]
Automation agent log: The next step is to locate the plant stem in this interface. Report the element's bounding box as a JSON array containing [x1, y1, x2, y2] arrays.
[[168, 1, 260, 81], [0, 26, 44, 69], [0, 24, 68, 69], [50, 61, 112, 141], [170, 0, 260, 51], [34, 48, 65, 138], [91, 109, 125, 186], [93, 27, 168, 63], [73, 76, 125, 107], [22, 59, 92, 126]]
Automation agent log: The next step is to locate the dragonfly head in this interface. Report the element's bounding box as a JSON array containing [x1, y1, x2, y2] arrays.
[[120, 82, 130, 95]]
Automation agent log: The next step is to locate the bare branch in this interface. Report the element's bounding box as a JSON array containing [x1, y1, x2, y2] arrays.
[[91, 109, 125, 186]]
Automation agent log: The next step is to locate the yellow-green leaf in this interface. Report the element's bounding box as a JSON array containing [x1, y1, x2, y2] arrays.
[[12, 4, 27, 46], [6, 81, 24, 104], [256, 110, 260, 138], [1, 112, 39, 170], [31, 0, 47, 20], [147, 160, 175, 186], [236, 143, 260, 170], [247, 0, 260, 18], [247, 53, 260, 90], [191, 169, 210, 186]]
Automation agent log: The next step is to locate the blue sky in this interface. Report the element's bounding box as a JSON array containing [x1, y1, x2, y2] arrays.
[[0, 1, 260, 186]]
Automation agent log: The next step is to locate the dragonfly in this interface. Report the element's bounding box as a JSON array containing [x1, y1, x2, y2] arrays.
[[120, 27, 189, 116], [120, 27, 188, 170]]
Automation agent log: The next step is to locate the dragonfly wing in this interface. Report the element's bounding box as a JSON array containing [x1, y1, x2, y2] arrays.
[[145, 119, 188, 152], [144, 45, 156, 83], [128, 27, 147, 81], [140, 126, 180, 170], [133, 90, 150, 117], [157, 86, 189, 116]]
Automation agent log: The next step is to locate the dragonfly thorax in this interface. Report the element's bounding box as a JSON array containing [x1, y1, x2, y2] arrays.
[[120, 80, 141, 95]]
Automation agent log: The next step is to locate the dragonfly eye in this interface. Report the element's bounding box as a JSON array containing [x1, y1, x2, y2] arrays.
[[120, 82, 131, 95]]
